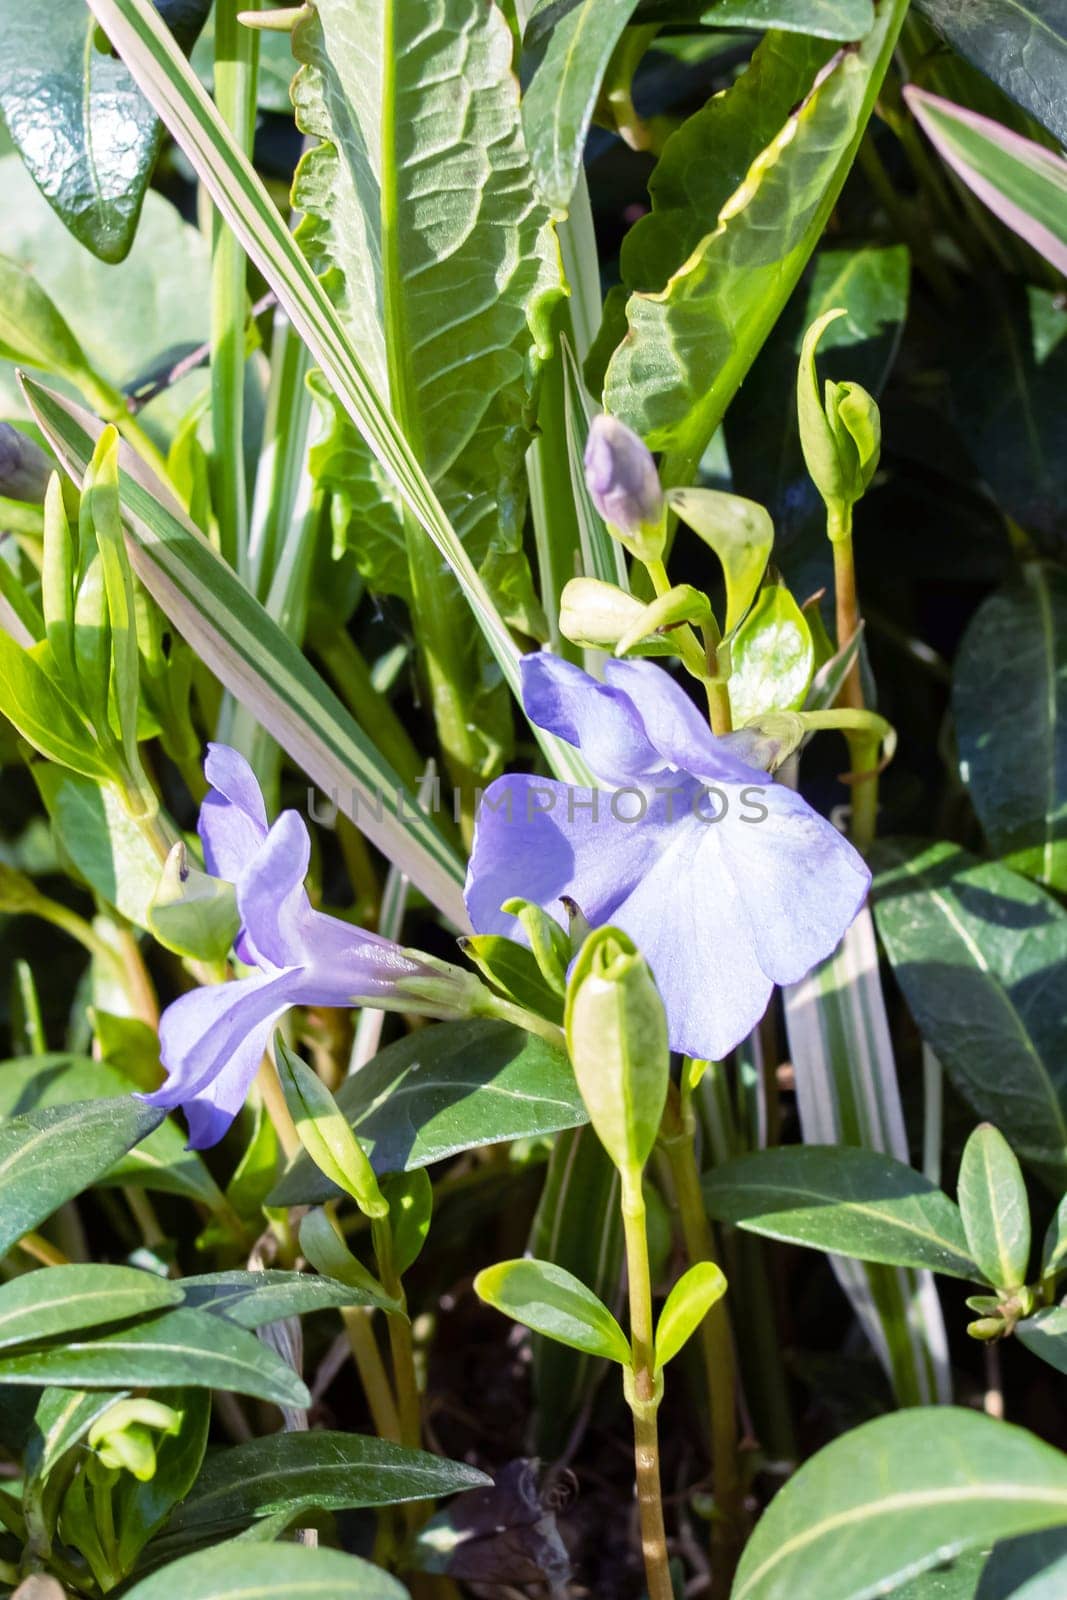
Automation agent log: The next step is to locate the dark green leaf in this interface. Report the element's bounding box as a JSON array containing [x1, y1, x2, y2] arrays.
[[269, 1020, 585, 1205], [978, 1528, 1067, 1599], [122, 1543, 407, 1599], [1016, 1306, 1067, 1377], [953, 565, 1067, 893], [0, 0, 211, 263], [475, 1258, 631, 1363], [0, 1265, 181, 1351], [958, 1125, 1031, 1291], [702, 1146, 979, 1279], [873, 841, 1067, 1188], [0, 1098, 163, 1258], [533, 0, 875, 44], [915, 0, 1067, 146], [179, 1270, 392, 1326], [0, 1308, 310, 1409], [888, 1548, 988, 1598], [163, 1430, 491, 1539], [0, 1054, 223, 1209], [732, 1408, 1067, 1600]]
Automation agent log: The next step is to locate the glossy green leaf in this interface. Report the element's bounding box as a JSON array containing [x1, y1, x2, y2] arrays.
[[0, 1054, 223, 1209], [906, 88, 1067, 275], [703, 1146, 979, 1280], [633, 0, 875, 39], [0, 1307, 310, 1408], [655, 1261, 728, 1370], [522, 0, 643, 216], [915, 0, 1067, 147], [602, 7, 908, 479], [873, 842, 1067, 1189], [729, 585, 814, 722], [163, 1430, 491, 1538], [1016, 1306, 1067, 1378], [270, 1020, 585, 1204], [978, 1528, 1067, 1599], [0, 1265, 181, 1351], [953, 565, 1067, 893], [0, 0, 210, 262], [958, 1125, 1032, 1292], [732, 1408, 1067, 1600], [0, 633, 112, 780], [178, 1269, 394, 1326], [0, 154, 209, 440], [475, 1257, 631, 1363], [0, 1097, 163, 1259], [122, 1543, 407, 1600], [462, 936, 566, 1024]]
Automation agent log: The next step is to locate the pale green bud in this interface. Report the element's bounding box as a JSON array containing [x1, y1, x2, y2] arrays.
[[559, 577, 647, 649], [797, 309, 881, 530], [147, 840, 240, 962]]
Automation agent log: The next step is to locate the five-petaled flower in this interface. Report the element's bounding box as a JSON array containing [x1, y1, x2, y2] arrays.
[[144, 745, 483, 1148], [465, 655, 871, 1061]]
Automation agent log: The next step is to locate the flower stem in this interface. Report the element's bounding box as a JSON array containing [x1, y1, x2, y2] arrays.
[[620, 1168, 673, 1600], [371, 1216, 422, 1453], [340, 1306, 402, 1443], [830, 504, 880, 853], [661, 1084, 743, 1590]]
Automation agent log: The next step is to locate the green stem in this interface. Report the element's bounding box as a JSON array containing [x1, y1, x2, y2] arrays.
[[371, 1216, 422, 1454], [830, 504, 880, 853], [661, 1086, 744, 1586], [479, 993, 566, 1052], [620, 1168, 672, 1600]]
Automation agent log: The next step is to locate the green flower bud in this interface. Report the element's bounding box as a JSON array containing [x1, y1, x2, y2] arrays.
[[584, 415, 667, 563], [564, 926, 669, 1178], [147, 840, 240, 962], [88, 1398, 181, 1483], [559, 577, 647, 649], [966, 1315, 1006, 1341], [797, 309, 881, 531]]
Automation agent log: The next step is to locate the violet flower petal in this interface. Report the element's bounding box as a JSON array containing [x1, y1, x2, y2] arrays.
[[520, 653, 669, 786], [147, 969, 300, 1110], [198, 743, 270, 881]]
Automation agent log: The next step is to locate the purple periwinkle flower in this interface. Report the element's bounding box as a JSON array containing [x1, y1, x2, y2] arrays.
[[144, 745, 482, 1148], [465, 656, 871, 1061], [584, 415, 665, 553]]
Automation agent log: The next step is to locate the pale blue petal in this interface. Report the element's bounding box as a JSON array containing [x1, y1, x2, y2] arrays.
[[180, 1015, 285, 1149], [603, 659, 764, 785], [147, 969, 300, 1109], [199, 743, 269, 881], [520, 654, 669, 786], [237, 810, 314, 969]]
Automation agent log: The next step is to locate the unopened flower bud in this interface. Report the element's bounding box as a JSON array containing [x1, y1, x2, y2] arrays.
[[559, 577, 647, 649], [0, 424, 52, 504], [584, 415, 666, 562], [88, 1397, 181, 1482], [797, 309, 881, 532], [565, 926, 669, 1177]]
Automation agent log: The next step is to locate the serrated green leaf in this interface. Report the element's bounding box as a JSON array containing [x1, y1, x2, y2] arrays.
[[0, 1265, 181, 1351], [0, 1307, 310, 1408], [270, 1020, 585, 1204], [953, 565, 1067, 894], [702, 1146, 979, 1279], [123, 1542, 408, 1599], [729, 584, 814, 722], [654, 1261, 727, 1371], [732, 1408, 1067, 1600], [602, 10, 907, 479], [958, 1125, 1032, 1292], [476, 1257, 631, 1363], [873, 842, 1067, 1189], [162, 1430, 491, 1539], [0, 1098, 163, 1259]]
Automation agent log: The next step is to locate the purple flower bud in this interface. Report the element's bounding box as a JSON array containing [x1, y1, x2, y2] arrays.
[[0, 424, 52, 504], [584, 415, 665, 556]]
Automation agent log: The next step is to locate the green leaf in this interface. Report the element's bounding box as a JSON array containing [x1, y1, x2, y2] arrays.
[[1016, 1306, 1067, 1378], [162, 1430, 491, 1539], [297, 1210, 395, 1307], [728, 585, 814, 723], [958, 1125, 1032, 1292], [34, 768, 164, 928], [522, 0, 643, 216], [0, 1265, 181, 1351], [978, 1528, 1067, 1599], [953, 565, 1067, 894], [113, 1387, 211, 1574], [0, 633, 112, 779], [0, 1098, 163, 1259], [0, 1053, 224, 1209], [654, 1261, 727, 1371], [475, 1257, 631, 1363], [179, 1269, 392, 1326], [1042, 1195, 1067, 1281], [269, 1020, 585, 1205], [632, 0, 875, 40], [667, 487, 774, 635], [906, 88, 1067, 276], [275, 1038, 387, 1219], [0, 254, 95, 385], [381, 1170, 433, 1277], [914, 0, 1067, 147], [702, 1146, 979, 1280], [0, 153, 209, 441], [0, 0, 210, 263], [462, 935, 566, 1024], [731, 1407, 1067, 1600], [872, 841, 1067, 1189], [602, 8, 908, 478], [122, 1543, 408, 1599], [0, 1307, 310, 1408]]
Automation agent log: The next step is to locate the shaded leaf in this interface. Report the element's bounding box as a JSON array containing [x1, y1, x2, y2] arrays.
[[977, 1528, 1067, 1599], [0, 1265, 181, 1351], [915, 0, 1067, 146], [1016, 1306, 1067, 1378], [703, 1145, 979, 1279], [633, 0, 875, 39], [122, 1543, 407, 1599], [957, 1125, 1031, 1292], [179, 1269, 392, 1326], [269, 1020, 585, 1204]]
